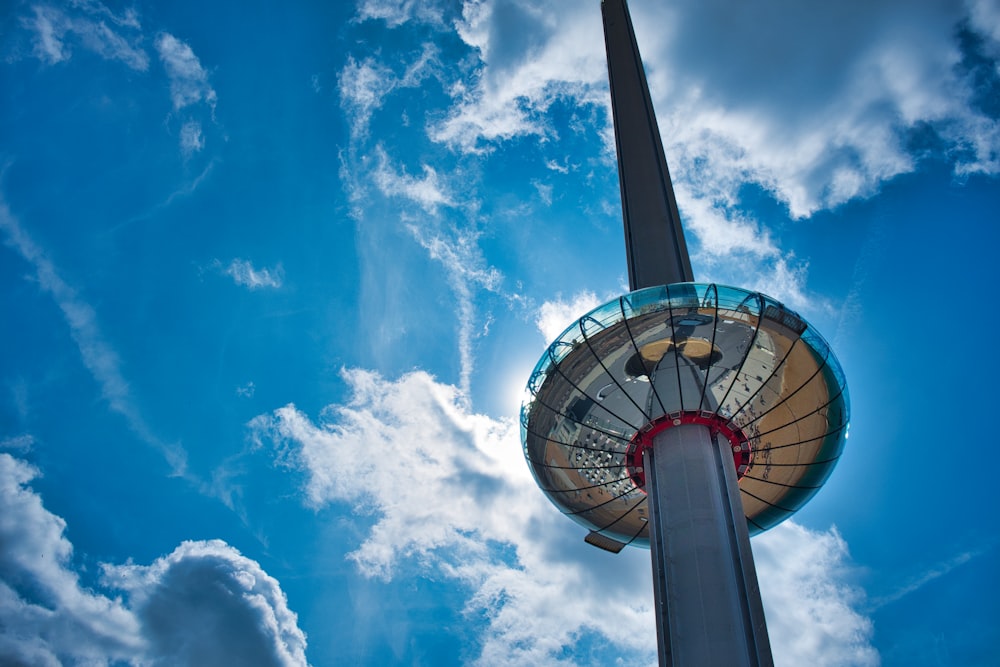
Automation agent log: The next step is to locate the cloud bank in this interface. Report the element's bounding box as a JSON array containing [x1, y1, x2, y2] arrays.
[[251, 368, 877, 666], [439, 0, 999, 214], [0, 452, 308, 667], [348, 0, 999, 308]]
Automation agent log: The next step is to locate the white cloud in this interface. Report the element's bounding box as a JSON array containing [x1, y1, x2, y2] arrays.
[[104, 540, 308, 667], [0, 434, 34, 451], [0, 453, 142, 666], [155, 33, 217, 111], [371, 145, 454, 214], [338, 45, 437, 137], [869, 545, 991, 610], [355, 0, 446, 27], [22, 3, 149, 70], [223, 259, 284, 290], [430, 0, 1000, 277], [250, 369, 657, 665], [25, 6, 70, 64], [405, 222, 505, 397], [355, 143, 513, 397], [236, 381, 256, 398], [544, 158, 571, 174], [0, 194, 187, 475], [968, 0, 1000, 60], [755, 523, 879, 667], [534, 290, 602, 342], [179, 120, 204, 154], [339, 56, 396, 137], [0, 452, 308, 667], [251, 368, 878, 666], [431, 0, 607, 152], [532, 179, 553, 205]]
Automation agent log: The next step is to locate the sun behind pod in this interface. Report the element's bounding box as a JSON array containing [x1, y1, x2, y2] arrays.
[[520, 283, 849, 548]]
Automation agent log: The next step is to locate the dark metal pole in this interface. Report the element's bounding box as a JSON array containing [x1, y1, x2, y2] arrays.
[[602, 0, 694, 291]]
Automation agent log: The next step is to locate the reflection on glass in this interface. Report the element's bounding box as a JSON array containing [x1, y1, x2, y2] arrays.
[[521, 283, 849, 546]]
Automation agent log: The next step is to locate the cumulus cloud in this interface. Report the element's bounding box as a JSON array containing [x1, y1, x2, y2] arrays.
[[250, 368, 877, 666], [534, 290, 603, 342], [0, 194, 187, 475], [155, 33, 217, 111], [104, 540, 308, 667], [0, 453, 143, 666], [431, 0, 607, 151], [22, 2, 149, 70], [0, 452, 307, 666], [755, 523, 879, 667], [223, 259, 284, 290], [428, 0, 1000, 291]]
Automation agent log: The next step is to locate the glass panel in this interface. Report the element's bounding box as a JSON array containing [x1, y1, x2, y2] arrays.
[[522, 283, 850, 541]]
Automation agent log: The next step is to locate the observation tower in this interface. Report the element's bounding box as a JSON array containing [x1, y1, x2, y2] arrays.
[[519, 2, 850, 665]]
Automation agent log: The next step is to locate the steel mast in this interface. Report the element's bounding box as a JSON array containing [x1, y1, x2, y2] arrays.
[[601, 1, 773, 664]]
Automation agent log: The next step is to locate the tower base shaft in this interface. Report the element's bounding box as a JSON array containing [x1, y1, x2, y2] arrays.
[[644, 424, 773, 666]]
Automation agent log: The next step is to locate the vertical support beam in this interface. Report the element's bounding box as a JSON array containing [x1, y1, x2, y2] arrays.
[[644, 425, 773, 667], [602, 0, 694, 291]]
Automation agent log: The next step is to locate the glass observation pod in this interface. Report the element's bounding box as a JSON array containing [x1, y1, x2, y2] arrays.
[[521, 283, 849, 547]]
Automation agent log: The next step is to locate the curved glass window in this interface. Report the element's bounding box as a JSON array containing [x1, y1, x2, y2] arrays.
[[521, 283, 849, 546]]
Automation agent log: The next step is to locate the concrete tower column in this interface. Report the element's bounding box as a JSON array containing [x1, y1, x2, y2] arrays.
[[644, 425, 773, 666]]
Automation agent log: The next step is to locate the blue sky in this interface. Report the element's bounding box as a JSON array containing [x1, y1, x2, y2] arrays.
[[1, 0, 999, 665]]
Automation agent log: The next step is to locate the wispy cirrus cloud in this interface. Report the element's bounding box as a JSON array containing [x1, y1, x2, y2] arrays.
[[371, 145, 454, 214], [355, 0, 447, 28], [406, 222, 504, 397], [869, 545, 994, 610], [371, 141, 528, 397], [220, 258, 285, 290], [179, 120, 205, 155], [154, 32, 218, 155], [155, 33, 217, 111], [0, 452, 307, 666], [338, 44, 437, 137], [22, 2, 149, 70], [0, 434, 34, 452], [19, 5, 219, 155], [236, 381, 256, 398], [250, 367, 877, 666], [0, 193, 187, 475]]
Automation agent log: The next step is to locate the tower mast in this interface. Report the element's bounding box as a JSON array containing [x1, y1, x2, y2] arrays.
[[601, 2, 772, 664], [602, 0, 693, 290]]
